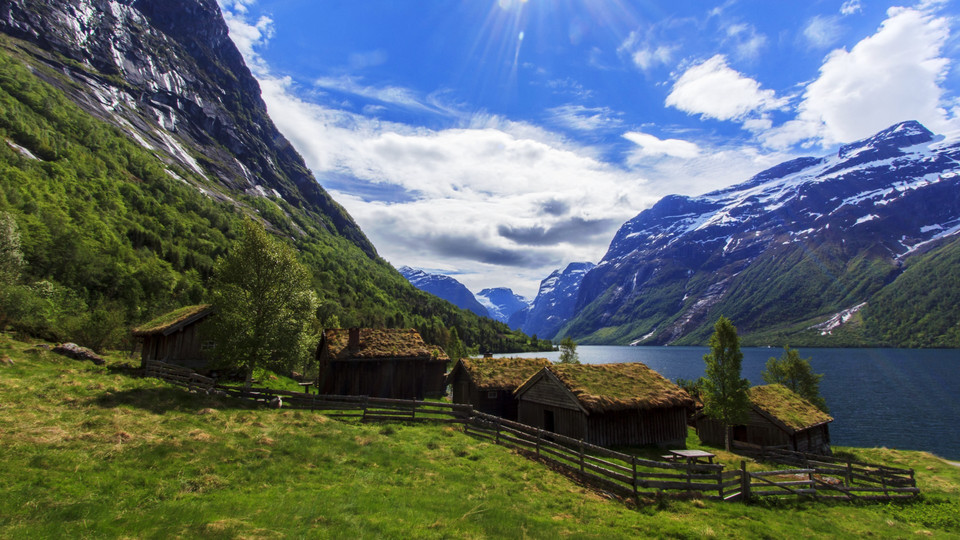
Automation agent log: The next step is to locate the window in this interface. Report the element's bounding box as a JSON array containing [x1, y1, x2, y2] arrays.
[[487, 391, 498, 399]]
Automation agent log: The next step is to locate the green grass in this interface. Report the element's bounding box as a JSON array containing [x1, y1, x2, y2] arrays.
[[1, 334, 959, 538]]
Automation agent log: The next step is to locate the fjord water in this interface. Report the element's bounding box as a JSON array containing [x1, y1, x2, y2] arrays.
[[498, 347, 960, 460]]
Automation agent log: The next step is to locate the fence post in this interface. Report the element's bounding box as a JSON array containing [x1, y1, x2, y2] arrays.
[[845, 458, 853, 487], [496, 418, 501, 445], [880, 471, 888, 497], [579, 440, 585, 473], [632, 456, 639, 505], [536, 429, 542, 457], [717, 469, 724, 500], [740, 461, 750, 502]]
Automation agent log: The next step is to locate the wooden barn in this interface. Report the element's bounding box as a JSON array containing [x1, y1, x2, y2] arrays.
[[447, 357, 551, 420], [316, 328, 449, 400], [514, 363, 695, 448], [132, 304, 215, 371], [693, 384, 833, 454]]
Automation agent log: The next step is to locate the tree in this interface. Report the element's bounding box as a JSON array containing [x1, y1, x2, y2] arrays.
[[558, 336, 579, 364], [209, 220, 318, 385], [0, 213, 23, 285], [701, 316, 751, 451], [763, 346, 828, 412]]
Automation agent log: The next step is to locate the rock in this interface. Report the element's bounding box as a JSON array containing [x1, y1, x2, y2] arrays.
[[52, 343, 105, 365]]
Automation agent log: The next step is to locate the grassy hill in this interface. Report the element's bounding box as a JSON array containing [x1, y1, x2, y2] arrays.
[[2, 334, 958, 538]]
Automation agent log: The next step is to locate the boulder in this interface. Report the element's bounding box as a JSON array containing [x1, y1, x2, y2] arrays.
[[52, 343, 105, 365]]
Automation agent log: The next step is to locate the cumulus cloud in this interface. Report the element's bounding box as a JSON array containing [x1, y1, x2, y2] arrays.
[[763, 6, 956, 148], [622, 132, 701, 160], [722, 22, 767, 61], [666, 55, 786, 122]]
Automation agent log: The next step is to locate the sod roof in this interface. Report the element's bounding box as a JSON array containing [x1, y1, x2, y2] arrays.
[[323, 328, 448, 362], [453, 357, 552, 391], [132, 305, 212, 337], [749, 384, 833, 432], [531, 363, 695, 413]]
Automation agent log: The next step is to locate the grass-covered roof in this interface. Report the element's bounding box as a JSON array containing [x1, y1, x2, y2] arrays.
[[749, 384, 833, 432], [543, 363, 694, 413], [456, 357, 552, 391], [132, 305, 212, 337], [324, 328, 448, 362]]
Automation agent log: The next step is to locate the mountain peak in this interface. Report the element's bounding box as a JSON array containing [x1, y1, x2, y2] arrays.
[[838, 121, 933, 160]]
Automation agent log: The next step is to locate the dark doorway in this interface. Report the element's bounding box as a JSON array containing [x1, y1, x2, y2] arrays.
[[543, 409, 555, 432]]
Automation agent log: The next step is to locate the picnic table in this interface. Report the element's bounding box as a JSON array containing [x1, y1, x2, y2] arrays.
[[664, 449, 716, 464], [297, 381, 315, 394]]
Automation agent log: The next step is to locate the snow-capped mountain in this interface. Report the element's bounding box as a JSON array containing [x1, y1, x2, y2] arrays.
[[398, 267, 489, 318], [564, 121, 960, 346], [512, 262, 595, 340], [475, 288, 530, 326]]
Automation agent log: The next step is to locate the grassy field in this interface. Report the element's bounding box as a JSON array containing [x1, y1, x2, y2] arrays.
[[1, 334, 958, 538]]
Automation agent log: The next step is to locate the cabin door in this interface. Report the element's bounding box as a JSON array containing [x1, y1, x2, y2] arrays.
[[543, 410, 555, 433]]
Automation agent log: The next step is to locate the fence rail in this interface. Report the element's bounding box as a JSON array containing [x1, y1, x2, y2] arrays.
[[143, 360, 918, 504]]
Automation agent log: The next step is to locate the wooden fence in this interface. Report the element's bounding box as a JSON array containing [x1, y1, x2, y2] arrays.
[[733, 442, 919, 501], [143, 360, 918, 504]]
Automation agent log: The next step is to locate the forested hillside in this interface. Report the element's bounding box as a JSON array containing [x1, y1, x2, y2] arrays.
[[0, 43, 541, 355]]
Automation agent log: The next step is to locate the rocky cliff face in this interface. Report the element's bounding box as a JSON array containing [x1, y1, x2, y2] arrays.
[[512, 262, 595, 340], [0, 0, 376, 256], [565, 121, 960, 345]]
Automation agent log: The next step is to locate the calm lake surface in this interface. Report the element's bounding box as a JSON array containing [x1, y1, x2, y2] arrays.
[[497, 346, 960, 460]]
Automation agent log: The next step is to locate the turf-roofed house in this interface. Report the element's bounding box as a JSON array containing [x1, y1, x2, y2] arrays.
[[514, 363, 695, 447], [132, 304, 215, 371], [316, 328, 450, 400], [693, 384, 834, 455], [447, 357, 552, 420]]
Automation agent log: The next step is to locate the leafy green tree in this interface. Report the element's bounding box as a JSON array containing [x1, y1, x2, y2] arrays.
[[446, 327, 466, 361], [702, 316, 751, 451], [558, 336, 579, 364], [209, 220, 318, 385], [675, 376, 707, 402], [0, 212, 23, 284], [763, 346, 828, 412]]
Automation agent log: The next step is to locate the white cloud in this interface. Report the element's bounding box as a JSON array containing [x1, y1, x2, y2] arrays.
[[722, 22, 767, 60], [763, 6, 956, 148], [218, 2, 273, 75], [840, 0, 863, 16], [313, 75, 437, 113], [803, 16, 843, 49], [546, 105, 623, 132], [666, 55, 786, 122], [623, 132, 700, 160], [618, 27, 679, 72]]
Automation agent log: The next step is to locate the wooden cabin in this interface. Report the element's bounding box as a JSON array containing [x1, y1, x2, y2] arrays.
[[447, 357, 551, 420], [316, 328, 449, 400], [514, 363, 695, 448], [132, 304, 214, 370], [693, 384, 833, 454]]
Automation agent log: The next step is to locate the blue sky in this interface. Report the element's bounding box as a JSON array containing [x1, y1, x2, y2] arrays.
[[218, 0, 960, 298]]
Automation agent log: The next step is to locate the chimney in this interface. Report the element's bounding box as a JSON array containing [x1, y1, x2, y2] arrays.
[[348, 328, 360, 349]]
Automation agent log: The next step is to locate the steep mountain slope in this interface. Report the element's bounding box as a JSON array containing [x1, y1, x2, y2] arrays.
[[475, 288, 530, 327], [512, 262, 595, 340], [564, 121, 960, 347], [0, 0, 539, 354], [398, 267, 489, 318], [0, 0, 373, 256]]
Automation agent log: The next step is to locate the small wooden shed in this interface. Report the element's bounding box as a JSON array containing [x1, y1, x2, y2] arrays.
[[514, 363, 694, 448], [132, 304, 215, 371], [316, 328, 449, 400], [693, 384, 833, 454], [447, 357, 551, 420]]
